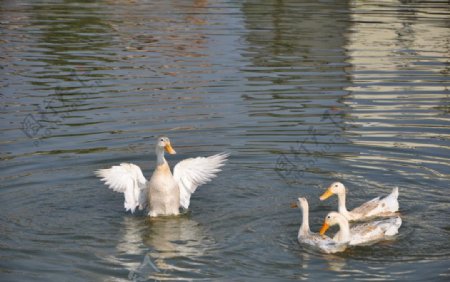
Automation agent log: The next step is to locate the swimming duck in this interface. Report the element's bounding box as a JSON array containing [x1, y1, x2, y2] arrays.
[[319, 211, 402, 246], [319, 182, 399, 221], [95, 136, 228, 217], [294, 197, 348, 254]]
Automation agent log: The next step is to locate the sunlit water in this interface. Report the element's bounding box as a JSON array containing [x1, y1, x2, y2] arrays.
[[1, 0, 449, 281]]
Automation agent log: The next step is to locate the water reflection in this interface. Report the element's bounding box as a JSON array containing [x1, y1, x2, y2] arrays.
[[106, 0, 210, 72], [145, 216, 210, 256], [116, 217, 147, 256], [114, 215, 214, 280], [298, 250, 347, 274], [343, 1, 450, 186], [240, 0, 355, 190]]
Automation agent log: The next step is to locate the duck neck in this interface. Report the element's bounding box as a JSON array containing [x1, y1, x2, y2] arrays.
[[299, 204, 310, 235], [335, 215, 351, 243], [155, 147, 166, 166], [337, 192, 350, 217]]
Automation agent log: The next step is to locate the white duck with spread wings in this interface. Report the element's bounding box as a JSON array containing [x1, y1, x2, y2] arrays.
[[95, 136, 228, 217]]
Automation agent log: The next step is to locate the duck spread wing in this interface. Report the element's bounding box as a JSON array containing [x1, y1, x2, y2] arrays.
[[173, 153, 228, 209], [95, 163, 148, 213]]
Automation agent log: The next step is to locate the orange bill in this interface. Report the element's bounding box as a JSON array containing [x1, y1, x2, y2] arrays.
[[164, 143, 176, 154], [319, 222, 330, 235], [319, 189, 334, 201], [290, 202, 298, 208]]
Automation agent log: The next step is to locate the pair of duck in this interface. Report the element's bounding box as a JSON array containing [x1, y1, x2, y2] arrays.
[[294, 183, 401, 253]]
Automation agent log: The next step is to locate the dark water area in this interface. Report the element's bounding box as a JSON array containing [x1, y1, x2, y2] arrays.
[[1, 0, 449, 281]]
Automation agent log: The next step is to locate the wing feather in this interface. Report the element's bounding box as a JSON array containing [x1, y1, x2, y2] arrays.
[[173, 153, 228, 209], [95, 163, 148, 213]]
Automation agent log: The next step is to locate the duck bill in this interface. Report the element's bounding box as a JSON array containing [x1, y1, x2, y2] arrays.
[[319, 222, 330, 235], [319, 189, 334, 201], [164, 143, 176, 154], [290, 202, 298, 208]]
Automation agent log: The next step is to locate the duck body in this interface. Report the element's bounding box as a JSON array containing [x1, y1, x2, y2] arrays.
[[320, 182, 399, 221], [148, 161, 180, 217], [296, 198, 348, 254], [96, 136, 228, 217], [298, 230, 347, 254], [320, 212, 402, 246], [341, 216, 402, 246]]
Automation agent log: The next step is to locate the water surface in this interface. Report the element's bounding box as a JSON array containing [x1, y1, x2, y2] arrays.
[[1, 0, 449, 281]]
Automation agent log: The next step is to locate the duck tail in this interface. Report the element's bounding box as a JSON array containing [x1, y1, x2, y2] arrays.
[[391, 186, 399, 199], [385, 216, 402, 236]]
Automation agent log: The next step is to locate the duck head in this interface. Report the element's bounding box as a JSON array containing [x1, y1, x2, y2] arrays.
[[320, 182, 345, 200], [319, 211, 341, 235], [156, 136, 176, 154]]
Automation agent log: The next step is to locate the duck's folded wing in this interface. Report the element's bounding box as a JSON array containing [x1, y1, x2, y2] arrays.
[[351, 196, 381, 215], [351, 187, 400, 218], [173, 153, 228, 209], [95, 163, 148, 213]]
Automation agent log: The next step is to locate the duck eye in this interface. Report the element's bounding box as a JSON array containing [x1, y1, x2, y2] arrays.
[[327, 215, 330, 219], [160, 138, 164, 142]]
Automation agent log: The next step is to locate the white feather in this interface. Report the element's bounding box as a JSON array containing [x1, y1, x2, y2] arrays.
[[95, 163, 148, 213], [173, 153, 228, 209]]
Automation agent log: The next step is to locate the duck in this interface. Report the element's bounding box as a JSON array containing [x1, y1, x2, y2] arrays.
[[95, 136, 228, 217], [319, 182, 399, 221], [319, 211, 402, 246], [293, 197, 348, 254]]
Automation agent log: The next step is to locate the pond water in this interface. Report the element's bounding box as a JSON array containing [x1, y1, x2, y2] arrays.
[[1, 0, 449, 281]]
